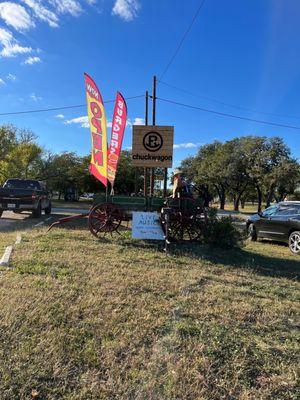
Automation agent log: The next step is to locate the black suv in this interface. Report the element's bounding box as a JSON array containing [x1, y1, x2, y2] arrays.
[[247, 201, 300, 255]]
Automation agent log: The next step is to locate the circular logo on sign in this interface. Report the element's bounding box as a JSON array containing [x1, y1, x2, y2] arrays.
[[143, 131, 163, 152]]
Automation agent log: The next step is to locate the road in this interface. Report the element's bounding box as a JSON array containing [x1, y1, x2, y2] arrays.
[[0, 207, 89, 232], [0, 210, 27, 229], [217, 209, 251, 221]]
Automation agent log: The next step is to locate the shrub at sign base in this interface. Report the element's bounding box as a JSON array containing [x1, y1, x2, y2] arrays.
[[203, 208, 242, 248]]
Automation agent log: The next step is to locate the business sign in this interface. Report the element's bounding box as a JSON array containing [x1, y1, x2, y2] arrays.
[[132, 212, 165, 240], [132, 125, 174, 168]]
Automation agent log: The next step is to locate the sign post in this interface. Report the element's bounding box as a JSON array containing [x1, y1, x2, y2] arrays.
[[150, 76, 157, 196]]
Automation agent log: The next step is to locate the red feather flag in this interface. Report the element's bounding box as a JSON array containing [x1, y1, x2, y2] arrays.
[[107, 92, 127, 192]]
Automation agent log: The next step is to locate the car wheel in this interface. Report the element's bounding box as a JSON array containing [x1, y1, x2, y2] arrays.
[[32, 202, 42, 218], [45, 201, 52, 215], [248, 223, 257, 241], [289, 231, 300, 255]]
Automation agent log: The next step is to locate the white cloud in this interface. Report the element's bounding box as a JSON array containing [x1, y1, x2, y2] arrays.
[[6, 73, 16, 81], [22, 0, 59, 28], [132, 117, 144, 125], [30, 93, 42, 101], [107, 117, 143, 128], [0, 27, 13, 46], [0, 27, 33, 57], [173, 142, 201, 149], [24, 56, 41, 65], [0, 78, 5, 85], [2, 43, 33, 57], [0, 1, 102, 62], [65, 114, 139, 130], [55, 113, 65, 119], [65, 116, 89, 128], [49, 0, 82, 17], [0, 2, 35, 32], [112, 0, 140, 21]]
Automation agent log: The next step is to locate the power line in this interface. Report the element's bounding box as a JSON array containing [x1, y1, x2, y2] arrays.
[[157, 96, 300, 131], [160, 0, 206, 80], [159, 80, 300, 121], [0, 95, 144, 117]]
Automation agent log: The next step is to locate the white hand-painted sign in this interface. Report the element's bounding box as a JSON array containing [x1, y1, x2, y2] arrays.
[[132, 212, 165, 240]]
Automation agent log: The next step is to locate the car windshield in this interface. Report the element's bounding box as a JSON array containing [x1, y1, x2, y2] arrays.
[[261, 205, 279, 217], [4, 180, 40, 190]]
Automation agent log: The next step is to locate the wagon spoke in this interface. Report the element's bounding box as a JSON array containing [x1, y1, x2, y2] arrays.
[[88, 203, 123, 238]]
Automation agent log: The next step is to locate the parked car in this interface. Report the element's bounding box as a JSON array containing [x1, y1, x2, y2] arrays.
[[0, 179, 51, 218], [247, 201, 300, 255], [79, 193, 94, 200]]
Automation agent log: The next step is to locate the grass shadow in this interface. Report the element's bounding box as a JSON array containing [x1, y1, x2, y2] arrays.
[[174, 242, 299, 281]]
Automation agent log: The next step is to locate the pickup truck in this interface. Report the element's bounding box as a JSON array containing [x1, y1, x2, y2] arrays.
[[0, 179, 51, 218]]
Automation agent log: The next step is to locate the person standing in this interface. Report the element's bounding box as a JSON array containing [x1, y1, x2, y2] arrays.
[[172, 169, 189, 198]]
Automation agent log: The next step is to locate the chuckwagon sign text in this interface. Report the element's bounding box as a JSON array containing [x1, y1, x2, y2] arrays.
[[132, 125, 174, 168]]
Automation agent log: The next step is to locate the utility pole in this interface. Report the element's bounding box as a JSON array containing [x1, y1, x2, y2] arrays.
[[163, 167, 168, 198], [143, 90, 149, 197], [150, 76, 157, 196], [152, 75, 156, 125]]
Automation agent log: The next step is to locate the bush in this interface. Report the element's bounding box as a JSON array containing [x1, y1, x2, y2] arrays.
[[203, 208, 242, 248]]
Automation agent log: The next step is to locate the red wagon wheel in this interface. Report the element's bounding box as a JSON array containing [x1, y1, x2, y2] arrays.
[[162, 206, 207, 243], [170, 213, 203, 242], [88, 203, 123, 238]]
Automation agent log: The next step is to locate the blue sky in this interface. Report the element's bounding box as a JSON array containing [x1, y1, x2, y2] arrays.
[[0, 0, 300, 167]]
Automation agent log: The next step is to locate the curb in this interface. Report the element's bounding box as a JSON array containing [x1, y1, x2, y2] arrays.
[[34, 221, 45, 227], [0, 246, 13, 267], [0, 233, 23, 269], [15, 235, 22, 245]]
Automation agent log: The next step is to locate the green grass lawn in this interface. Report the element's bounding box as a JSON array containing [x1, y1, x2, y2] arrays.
[[0, 231, 16, 255], [213, 202, 263, 214], [226, 202, 259, 214], [0, 223, 299, 399]]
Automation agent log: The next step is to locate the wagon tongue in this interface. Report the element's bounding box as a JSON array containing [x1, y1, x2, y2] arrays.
[[47, 212, 89, 231]]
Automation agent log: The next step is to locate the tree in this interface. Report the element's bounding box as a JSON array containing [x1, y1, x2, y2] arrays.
[[270, 160, 300, 203], [222, 139, 249, 211], [113, 150, 135, 195], [179, 135, 300, 212], [0, 125, 17, 183], [42, 152, 82, 198], [0, 125, 43, 183], [5, 142, 43, 179], [180, 142, 221, 206]]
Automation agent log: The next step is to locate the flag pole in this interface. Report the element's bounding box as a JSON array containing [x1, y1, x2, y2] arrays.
[[106, 142, 109, 201], [144, 91, 149, 197]]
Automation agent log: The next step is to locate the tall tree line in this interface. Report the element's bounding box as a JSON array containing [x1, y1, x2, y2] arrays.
[[2, 126, 299, 206], [180, 136, 300, 211], [0, 124, 136, 196]]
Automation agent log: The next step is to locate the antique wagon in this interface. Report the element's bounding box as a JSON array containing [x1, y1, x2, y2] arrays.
[[48, 193, 208, 243]]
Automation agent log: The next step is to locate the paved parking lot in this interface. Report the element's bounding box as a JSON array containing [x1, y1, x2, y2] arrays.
[[0, 211, 28, 229], [0, 208, 87, 233]]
